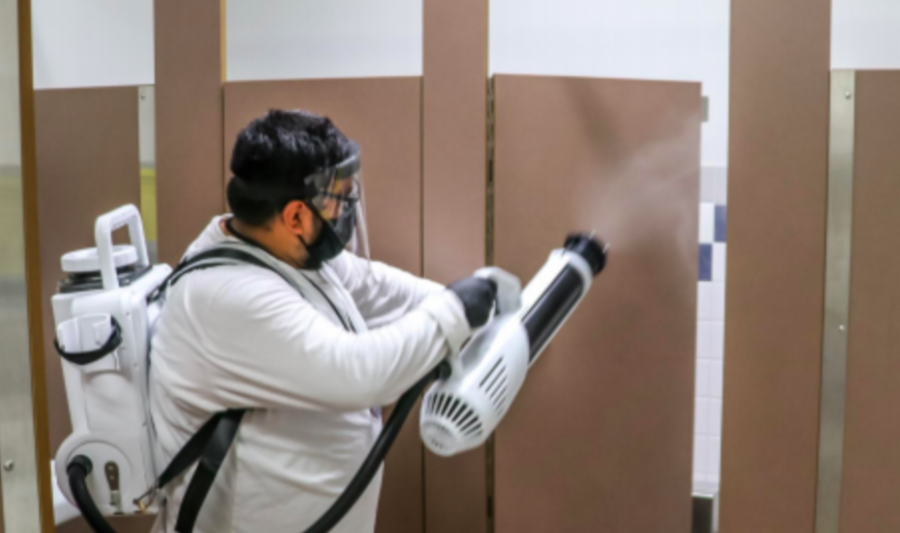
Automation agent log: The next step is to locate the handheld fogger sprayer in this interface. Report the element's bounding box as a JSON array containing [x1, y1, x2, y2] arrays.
[[52, 205, 607, 533]]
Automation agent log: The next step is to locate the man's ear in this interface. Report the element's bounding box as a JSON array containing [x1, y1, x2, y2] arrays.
[[281, 200, 307, 236]]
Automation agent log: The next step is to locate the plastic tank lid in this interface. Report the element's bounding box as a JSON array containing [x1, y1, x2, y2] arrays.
[[61, 245, 138, 274]]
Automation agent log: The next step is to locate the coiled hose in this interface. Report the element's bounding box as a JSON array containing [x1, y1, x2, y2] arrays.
[[67, 361, 450, 533]]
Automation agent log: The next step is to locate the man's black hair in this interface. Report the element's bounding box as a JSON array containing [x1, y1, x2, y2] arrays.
[[227, 109, 356, 227]]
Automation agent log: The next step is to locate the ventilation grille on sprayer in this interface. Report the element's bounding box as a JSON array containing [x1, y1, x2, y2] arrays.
[[480, 357, 511, 417], [421, 392, 484, 454]]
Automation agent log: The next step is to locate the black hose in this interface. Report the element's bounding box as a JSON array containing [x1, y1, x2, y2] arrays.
[[65, 361, 450, 533], [68, 456, 118, 533], [301, 361, 450, 533]]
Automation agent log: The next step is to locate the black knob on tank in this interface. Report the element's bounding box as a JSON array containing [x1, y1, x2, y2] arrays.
[[564, 233, 607, 276]]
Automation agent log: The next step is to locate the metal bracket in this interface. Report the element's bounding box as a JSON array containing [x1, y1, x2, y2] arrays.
[[814, 69, 857, 533]]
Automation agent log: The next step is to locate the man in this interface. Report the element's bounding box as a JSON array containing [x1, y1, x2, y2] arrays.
[[149, 110, 496, 533]]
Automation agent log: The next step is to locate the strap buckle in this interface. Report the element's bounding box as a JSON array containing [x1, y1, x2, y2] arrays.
[[134, 482, 158, 514]]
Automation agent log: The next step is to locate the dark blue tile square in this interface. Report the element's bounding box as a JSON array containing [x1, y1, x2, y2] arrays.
[[699, 244, 712, 281], [715, 205, 727, 243]]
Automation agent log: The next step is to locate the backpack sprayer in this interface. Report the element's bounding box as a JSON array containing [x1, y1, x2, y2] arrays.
[[53, 205, 607, 533]]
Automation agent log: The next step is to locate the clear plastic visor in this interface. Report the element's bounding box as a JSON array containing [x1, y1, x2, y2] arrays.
[[306, 150, 369, 261]]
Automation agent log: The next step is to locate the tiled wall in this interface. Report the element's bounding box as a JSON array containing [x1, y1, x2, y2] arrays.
[[694, 167, 727, 488]]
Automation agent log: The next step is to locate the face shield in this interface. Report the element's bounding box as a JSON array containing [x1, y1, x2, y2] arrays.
[[304, 143, 370, 262]]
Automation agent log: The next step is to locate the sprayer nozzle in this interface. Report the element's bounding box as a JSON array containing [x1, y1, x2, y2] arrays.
[[564, 233, 607, 276]]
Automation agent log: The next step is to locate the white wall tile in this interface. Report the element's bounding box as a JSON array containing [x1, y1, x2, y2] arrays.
[[694, 398, 704, 435], [696, 321, 712, 360], [709, 437, 722, 479], [699, 203, 715, 243], [696, 360, 713, 397], [711, 361, 724, 398], [713, 170, 728, 206], [695, 193, 727, 487], [710, 321, 724, 361], [701, 167, 729, 204], [713, 243, 727, 281], [695, 361, 705, 397], [698, 282, 714, 321], [695, 398, 710, 435], [712, 281, 726, 320], [694, 436, 710, 479], [710, 399, 722, 436]]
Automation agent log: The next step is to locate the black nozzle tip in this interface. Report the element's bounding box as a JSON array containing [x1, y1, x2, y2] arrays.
[[564, 233, 607, 276]]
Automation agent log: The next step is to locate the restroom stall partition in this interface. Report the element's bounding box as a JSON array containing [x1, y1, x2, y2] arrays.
[[420, 0, 490, 532], [222, 77, 427, 533], [839, 70, 900, 533], [721, 0, 831, 531], [29, 79, 702, 532], [33, 88, 155, 533], [32, 88, 156, 533], [490, 75, 701, 533]]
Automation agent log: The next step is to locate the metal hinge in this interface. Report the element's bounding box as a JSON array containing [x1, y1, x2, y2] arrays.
[[487, 80, 496, 164], [485, 78, 496, 267]]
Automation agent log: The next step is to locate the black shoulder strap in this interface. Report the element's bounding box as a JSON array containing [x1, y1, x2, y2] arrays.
[[149, 246, 303, 303], [170, 410, 245, 533], [150, 247, 288, 532]]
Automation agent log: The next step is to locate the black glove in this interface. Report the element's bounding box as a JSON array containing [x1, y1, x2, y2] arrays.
[[447, 277, 498, 329]]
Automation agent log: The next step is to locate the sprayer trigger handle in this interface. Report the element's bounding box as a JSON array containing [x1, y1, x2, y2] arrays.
[[474, 267, 521, 315]]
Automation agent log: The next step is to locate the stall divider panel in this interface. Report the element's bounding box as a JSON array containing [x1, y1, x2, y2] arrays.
[[154, 0, 226, 266], [840, 70, 900, 533], [422, 0, 490, 531], [721, 0, 832, 531], [491, 75, 700, 533]]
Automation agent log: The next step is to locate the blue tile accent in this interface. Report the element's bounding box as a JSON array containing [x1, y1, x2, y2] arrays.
[[715, 205, 727, 243], [699, 244, 712, 281]]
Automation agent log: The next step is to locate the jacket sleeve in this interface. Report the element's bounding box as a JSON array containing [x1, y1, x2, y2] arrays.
[[328, 252, 444, 329], [198, 271, 470, 411]]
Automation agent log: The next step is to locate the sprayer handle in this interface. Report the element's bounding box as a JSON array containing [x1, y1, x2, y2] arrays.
[[474, 267, 522, 315], [95, 204, 150, 291]]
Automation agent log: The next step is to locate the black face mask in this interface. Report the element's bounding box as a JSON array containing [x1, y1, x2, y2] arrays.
[[299, 207, 357, 270]]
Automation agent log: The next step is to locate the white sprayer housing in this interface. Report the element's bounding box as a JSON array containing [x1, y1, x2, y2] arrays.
[[52, 205, 171, 515], [420, 239, 604, 457]]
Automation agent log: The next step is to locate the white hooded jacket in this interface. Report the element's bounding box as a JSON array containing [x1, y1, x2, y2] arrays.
[[149, 216, 471, 533]]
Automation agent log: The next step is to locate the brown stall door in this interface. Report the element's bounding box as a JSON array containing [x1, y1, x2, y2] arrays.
[[840, 71, 900, 533], [34, 87, 156, 533], [421, 0, 490, 530], [492, 75, 700, 533], [223, 78, 425, 533]]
